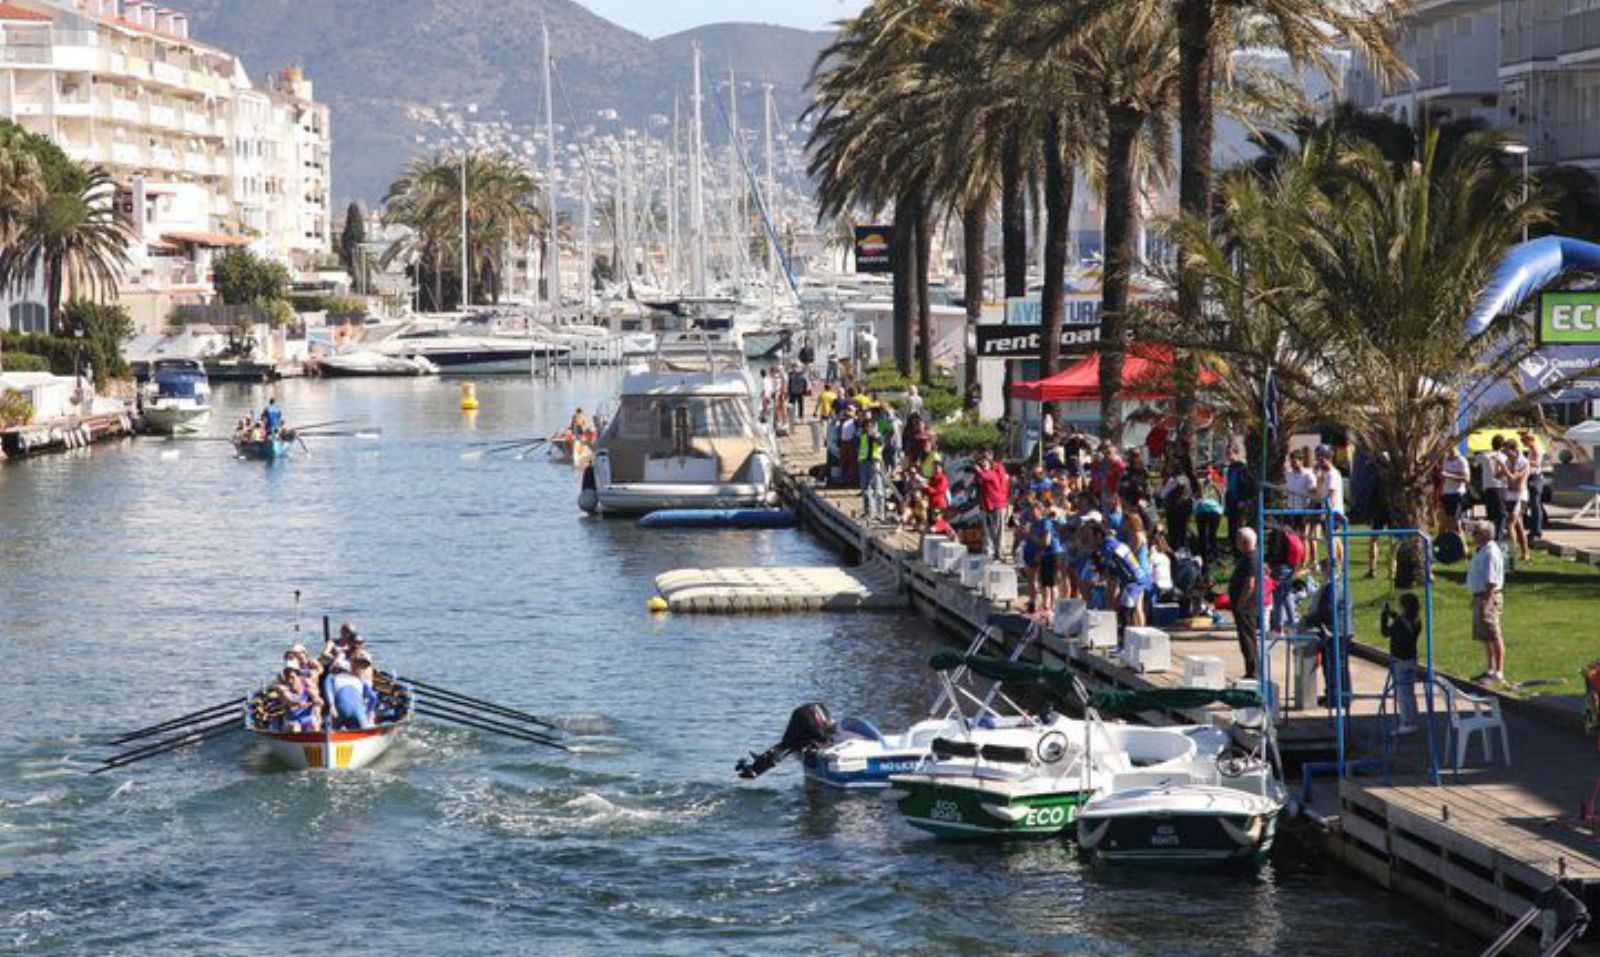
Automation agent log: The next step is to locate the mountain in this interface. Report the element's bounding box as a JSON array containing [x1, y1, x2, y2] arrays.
[[168, 0, 832, 203]]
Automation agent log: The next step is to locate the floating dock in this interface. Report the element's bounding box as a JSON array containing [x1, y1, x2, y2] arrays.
[[654, 564, 903, 613], [771, 423, 1600, 956]]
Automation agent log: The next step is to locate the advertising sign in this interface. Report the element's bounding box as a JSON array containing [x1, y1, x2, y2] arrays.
[[974, 324, 1100, 359], [853, 226, 891, 273], [1538, 291, 1600, 345]]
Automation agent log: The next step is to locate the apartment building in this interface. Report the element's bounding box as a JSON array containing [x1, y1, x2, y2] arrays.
[[1347, 0, 1600, 170], [0, 0, 330, 333]]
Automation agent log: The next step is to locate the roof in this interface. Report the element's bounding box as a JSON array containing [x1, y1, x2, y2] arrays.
[[0, 3, 50, 21], [162, 231, 252, 247], [1010, 347, 1218, 403]]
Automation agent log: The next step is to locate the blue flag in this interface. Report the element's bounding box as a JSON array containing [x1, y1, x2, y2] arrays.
[[1263, 367, 1279, 440]]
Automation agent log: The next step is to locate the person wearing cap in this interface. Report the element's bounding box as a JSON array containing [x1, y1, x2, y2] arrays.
[[324, 657, 378, 730]]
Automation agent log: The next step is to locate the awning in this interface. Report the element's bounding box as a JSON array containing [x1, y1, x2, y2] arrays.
[[1009, 347, 1216, 402], [162, 231, 252, 247]]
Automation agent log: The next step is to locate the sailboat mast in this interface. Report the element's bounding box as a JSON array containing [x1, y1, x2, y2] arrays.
[[689, 42, 707, 298], [669, 95, 680, 292], [542, 22, 560, 313], [762, 79, 776, 285], [728, 66, 744, 282], [581, 175, 592, 312]]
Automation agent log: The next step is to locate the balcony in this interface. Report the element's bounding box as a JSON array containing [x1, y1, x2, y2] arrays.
[[182, 112, 215, 136], [53, 89, 93, 116], [149, 105, 177, 129], [151, 61, 185, 87], [183, 153, 211, 176], [109, 99, 143, 123], [0, 46, 54, 67], [111, 142, 143, 166], [1562, 10, 1600, 61], [1550, 121, 1600, 164], [151, 146, 180, 170], [1502, 19, 1563, 67]]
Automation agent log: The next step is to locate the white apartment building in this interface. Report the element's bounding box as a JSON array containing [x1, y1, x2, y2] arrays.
[[1347, 0, 1600, 170], [0, 0, 330, 333]]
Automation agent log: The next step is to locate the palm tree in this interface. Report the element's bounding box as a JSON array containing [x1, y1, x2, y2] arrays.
[[0, 165, 132, 334], [0, 145, 45, 246], [1170, 130, 1544, 584]]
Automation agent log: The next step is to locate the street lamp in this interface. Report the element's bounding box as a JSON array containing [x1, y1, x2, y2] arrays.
[[1503, 142, 1529, 244]]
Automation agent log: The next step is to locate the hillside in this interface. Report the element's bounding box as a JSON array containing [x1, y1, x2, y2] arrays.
[[168, 0, 831, 202]]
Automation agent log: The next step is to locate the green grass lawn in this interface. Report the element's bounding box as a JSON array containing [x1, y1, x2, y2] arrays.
[[1344, 544, 1600, 697]]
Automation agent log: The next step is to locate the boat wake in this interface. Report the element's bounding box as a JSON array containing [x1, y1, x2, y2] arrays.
[[436, 776, 727, 840]]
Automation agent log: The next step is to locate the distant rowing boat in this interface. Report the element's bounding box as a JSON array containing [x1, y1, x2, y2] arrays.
[[233, 435, 293, 460]]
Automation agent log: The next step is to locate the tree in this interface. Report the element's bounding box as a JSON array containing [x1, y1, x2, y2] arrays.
[[338, 200, 367, 292], [0, 164, 132, 334], [0, 144, 45, 247], [1167, 130, 1545, 585], [213, 249, 290, 307], [61, 299, 133, 385]]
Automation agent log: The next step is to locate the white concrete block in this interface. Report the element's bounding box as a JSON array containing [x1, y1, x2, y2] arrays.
[[1122, 626, 1171, 673], [921, 535, 949, 566], [1053, 599, 1087, 637], [1183, 655, 1226, 690], [960, 554, 990, 589], [983, 563, 1019, 601], [1084, 610, 1118, 649], [934, 540, 967, 573]]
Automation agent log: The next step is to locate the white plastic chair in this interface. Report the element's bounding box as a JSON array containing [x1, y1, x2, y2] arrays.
[[1431, 677, 1512, 770]]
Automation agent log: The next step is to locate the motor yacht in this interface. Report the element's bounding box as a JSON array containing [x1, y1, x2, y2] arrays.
[[139, 358, 212, 435]]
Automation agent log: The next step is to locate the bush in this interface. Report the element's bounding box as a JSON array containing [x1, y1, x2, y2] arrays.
[[0, 389, 33, 427], [2, 351, 50, 372], [213, 249, 290, 307], [921, 388, 963, 422], [62, 299, 132, 382], [936, 418, 1005, 457]]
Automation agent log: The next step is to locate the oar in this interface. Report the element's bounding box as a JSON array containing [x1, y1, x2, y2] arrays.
[[414, 706, 569, 751], [92, 716, 241, 774], [512, 438, 549, 460], [296, 428, 383, 439], [393, 675, 559, 730], [105, 699, 243, 746], [460, 437, 545, 461], [413, 697, 566, 748], [288, 419, 356, 433]]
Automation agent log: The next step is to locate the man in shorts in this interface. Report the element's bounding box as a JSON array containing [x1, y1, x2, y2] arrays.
[[1466, 521, 1506, 684]]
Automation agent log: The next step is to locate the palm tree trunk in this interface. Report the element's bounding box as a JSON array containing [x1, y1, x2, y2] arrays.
[[46, 260, 63, 335], [1174, 0, 1216, 470], [1001, 132, 1027, 299], [891, 197, 917, 378], [1099, 105, 1143, 444], [915, 198, 933, 385], [1040, 111, 1074, 425], [962, 192, 988, 397]]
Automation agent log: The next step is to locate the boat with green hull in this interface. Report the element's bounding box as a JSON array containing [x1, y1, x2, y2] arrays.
[[895, 771, 1093, 838]]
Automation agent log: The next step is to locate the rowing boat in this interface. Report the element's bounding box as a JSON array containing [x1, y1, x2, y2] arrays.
[[233, 436, 293, 460], [246, 676, 412, 770]]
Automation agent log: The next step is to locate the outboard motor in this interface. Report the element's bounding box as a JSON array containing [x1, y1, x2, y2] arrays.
[[735, 703, 837, 779]]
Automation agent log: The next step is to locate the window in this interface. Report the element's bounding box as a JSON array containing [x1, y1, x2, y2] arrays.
[[8, 302, 48, 334]]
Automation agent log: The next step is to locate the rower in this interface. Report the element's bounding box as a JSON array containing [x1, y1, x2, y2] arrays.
[[569, 407, 591, 438], [264, 398, 282, 437], [278, 666, 322, 732], [324, 658, 377, 730]]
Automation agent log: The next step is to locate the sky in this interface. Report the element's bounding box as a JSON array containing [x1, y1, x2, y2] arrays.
[[575, 0, 868, 38]]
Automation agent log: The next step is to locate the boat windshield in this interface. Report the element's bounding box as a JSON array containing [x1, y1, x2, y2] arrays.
[[155, 375, 206, 398], [611, 395, 755, 441]]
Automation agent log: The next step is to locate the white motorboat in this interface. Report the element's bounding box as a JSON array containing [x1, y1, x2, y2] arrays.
[[377, 326, 566, 375], [1075, 686, 1287, 865], [317, 350, 439, 378], [139, 358, 212, 434], [581, 331, 774, 514]]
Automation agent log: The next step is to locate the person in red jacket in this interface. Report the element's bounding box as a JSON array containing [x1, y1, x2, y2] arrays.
[[926, 459, 950, 512], [973, 449, 1010, 560]]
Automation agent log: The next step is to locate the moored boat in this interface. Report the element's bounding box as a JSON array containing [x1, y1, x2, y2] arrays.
[[317, 350, 439, 377], [139, 358, 212, 435]]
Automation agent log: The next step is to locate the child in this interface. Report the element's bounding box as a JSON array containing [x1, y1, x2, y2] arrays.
[[1381, 593, 1423, 735]]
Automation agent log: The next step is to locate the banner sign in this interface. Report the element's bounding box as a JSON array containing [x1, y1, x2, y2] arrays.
[[975, 323, 1100, 359], [854, 226, 891, 273], [1004, 295, 1104, 327], [1538, 291, 1600, 345]]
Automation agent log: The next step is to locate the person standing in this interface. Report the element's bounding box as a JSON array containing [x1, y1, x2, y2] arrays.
[[1440, 444, 1470, 534], [858, 410, 888, 523], [1381, 593, 1423, 735], [1503, 439, 1532, 564], [1313, 444, 1345, 564], [1521, 432, 1546, 540], [1477, 436, 1507, 542], [904, 384, 924, 420], [1223, 445, 1257, 552], [974, 449, 1011, 561], [1229, 528, 1262, 680], [1467, 520, 1507, 684], [786, 363, 809, 422], [264, 397, 283, 437]]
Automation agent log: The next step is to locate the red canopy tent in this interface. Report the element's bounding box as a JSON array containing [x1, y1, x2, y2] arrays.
[[1009, 348, 1216, 402]]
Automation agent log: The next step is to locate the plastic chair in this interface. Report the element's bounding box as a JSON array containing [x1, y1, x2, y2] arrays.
[[1431, 677, 1511, 770]]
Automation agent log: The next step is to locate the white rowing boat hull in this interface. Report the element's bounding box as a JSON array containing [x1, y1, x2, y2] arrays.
[[252, 722, 406, 770]]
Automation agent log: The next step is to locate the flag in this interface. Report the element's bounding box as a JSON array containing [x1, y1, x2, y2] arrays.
[[1263, 367, 1279, 441]]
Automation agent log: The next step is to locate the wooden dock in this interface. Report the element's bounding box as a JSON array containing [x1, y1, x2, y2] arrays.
[[773, 424, 1600, 955]]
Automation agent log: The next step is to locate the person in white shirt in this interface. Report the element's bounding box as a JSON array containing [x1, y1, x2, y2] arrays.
[[1285, 450, 1316, 566], [1439, 444, 1470, 533], [1477, 436, 1507, 541], [1501, 439, 1531, 564], [1313, 444, 1345, 564], [1466, 520, 1507, 683]]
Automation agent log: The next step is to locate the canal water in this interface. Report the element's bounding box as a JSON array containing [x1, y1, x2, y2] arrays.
[[0, 374, 1468, 955]]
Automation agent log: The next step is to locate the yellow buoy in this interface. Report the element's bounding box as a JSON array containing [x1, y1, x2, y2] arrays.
[[646, 596, 669, 614], [459, 381, 480, 411]]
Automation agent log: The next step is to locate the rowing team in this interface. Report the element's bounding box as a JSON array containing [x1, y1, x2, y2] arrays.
[[234, 398, 287, 443], [263, 623, 388, 733]]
